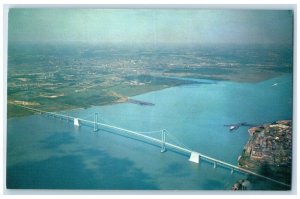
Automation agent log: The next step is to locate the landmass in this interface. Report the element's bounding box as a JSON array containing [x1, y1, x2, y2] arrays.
[[237, 120, 292, 190], [7, 43, 292, 117]]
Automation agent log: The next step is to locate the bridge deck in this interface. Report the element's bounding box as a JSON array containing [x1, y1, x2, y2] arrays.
[[10, 104, 290, 188]]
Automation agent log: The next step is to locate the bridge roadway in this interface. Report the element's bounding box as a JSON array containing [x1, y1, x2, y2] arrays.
[[12, 104, 291, 188]]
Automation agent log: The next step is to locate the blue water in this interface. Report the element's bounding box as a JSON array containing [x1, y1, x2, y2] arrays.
[[6, 74, 293, 190]]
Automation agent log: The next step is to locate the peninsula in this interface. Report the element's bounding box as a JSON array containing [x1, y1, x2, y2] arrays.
[[238, 120, 292, 188]]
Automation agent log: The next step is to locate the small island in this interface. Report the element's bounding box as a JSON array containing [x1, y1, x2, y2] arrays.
[[237, 120, 292, 190]]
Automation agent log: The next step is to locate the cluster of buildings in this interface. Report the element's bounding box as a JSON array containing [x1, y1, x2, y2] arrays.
[[240, 120, 292, 168]]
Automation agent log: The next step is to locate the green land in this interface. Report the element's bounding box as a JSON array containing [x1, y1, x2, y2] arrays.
[[7, 43, 293, 117]]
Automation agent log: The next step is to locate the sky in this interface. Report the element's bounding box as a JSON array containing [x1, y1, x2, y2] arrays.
[[8, 9, 294, 45]]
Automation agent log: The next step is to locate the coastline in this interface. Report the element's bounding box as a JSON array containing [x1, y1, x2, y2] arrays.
[[7, 81, 190, 118], [7, 73, 291, 119]]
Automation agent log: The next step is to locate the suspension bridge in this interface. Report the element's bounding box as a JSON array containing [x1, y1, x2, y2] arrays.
[[10, 103, 291, 188]]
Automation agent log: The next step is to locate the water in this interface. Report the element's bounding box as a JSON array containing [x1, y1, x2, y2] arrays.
[[6, 74, 293, 190]]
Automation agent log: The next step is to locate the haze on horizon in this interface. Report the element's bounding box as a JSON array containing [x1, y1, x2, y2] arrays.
[[8, 9, 293, 46]]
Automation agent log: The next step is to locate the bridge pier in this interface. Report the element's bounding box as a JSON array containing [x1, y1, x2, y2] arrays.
[[189, 152, 200, 164], [161, 129, 167, 153], [214, 162, 216, 168], [231, 168, 234, 175], [74, 118, 80, 127]]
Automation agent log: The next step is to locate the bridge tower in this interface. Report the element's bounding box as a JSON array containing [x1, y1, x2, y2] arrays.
[[161, 129, 167, 153], [93, 113, 98, 132]]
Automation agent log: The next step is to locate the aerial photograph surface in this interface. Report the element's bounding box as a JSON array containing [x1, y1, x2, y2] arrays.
[[6, 8, 293, 190]]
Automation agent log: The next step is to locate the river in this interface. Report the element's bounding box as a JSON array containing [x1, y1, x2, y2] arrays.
[[6, 74, 293, 190]]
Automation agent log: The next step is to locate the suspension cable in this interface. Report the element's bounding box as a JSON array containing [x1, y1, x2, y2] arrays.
[[166, 130, 193, 151], [136, 130, 162, 134]]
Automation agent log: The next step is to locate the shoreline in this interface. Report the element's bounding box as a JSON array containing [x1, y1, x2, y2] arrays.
[[7, 82, 183, 119], [7, 72, 292, 119]]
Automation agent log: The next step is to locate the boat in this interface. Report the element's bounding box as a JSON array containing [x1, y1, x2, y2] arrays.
[[229, 125, 237, 131], [225, 122, 254, 132]]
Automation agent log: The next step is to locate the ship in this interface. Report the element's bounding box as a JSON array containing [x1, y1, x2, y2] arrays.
[[224, 122, 254, 132]]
